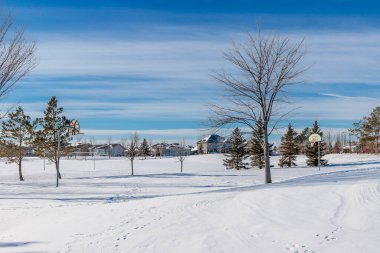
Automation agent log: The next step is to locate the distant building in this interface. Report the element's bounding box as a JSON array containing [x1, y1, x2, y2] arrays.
[[151, 142, 192, 157], [89, 144, 126, 157], [197, 134, 231, 154], [151, 142, 168, 157], [74, 143, 93, 156]]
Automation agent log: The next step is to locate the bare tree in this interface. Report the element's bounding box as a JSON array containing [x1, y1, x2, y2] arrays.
[[325, 129, 334, 154], [0, 13, 36, 99], [210, 29, 306, 184], [120, 137, 128, 152], [107, 136, 112, 159], [76, 135, 83, 145], [126, 132, 139, 176], [176, 139, 188, 173], [90, 136, 96, 145]]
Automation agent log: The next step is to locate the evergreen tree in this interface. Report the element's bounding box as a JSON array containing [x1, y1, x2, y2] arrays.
[[333, 136, 342, 153], [306, 121, 328, 166], [351, 107, 380, 153], [140, 138, 150, 159], [223, 127, 248, 170], [249, 120, 274, 169], [327, 142, 333, 154], [33, 96, 71, 183], [296, 127, 311, 155], [278, 123, 298, 168], [0, 107, 34, 181], [250, 121, 265, 169]]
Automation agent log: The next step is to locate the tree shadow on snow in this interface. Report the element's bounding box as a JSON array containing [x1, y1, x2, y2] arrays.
[[74, 172, 253, 180], [0, 241, 45, 250], [327, 160, 380, 167]]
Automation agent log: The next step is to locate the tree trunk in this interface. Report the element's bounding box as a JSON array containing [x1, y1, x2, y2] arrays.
[[18, 160, 24, 181], [131, 160, 134, 176], [181, 161, 183, 173], [263, 123, 272, 184], [55, 161, 62, 179]]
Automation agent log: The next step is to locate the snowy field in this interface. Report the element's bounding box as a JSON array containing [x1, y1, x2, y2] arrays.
[[0, 154, 379, 253]]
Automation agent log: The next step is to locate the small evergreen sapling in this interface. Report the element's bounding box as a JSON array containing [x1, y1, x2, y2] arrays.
[[306, 121, 328, 166], [33, 96, 71, 181], [223, 127, 248, 170], [140, 138, 150, 159], [0, 106, 34, 181], [278, 124, 298, 168]]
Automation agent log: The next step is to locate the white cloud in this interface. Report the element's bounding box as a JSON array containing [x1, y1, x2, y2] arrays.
[[319, 93, 375, 100]]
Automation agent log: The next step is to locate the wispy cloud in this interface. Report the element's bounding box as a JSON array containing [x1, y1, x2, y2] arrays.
[[5, 3, 380, 143], [319, 93, 375, 100]]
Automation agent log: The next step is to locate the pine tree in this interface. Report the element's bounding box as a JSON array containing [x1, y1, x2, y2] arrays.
[[296, 127, 311, 154], [306, 121, 328, 166], [278, 124, 298, 168], [223, 127, 248, 170], [333, 136, 342, 153], [351, 107, 380, 153], [250, 121, 265, 169], [0, 107, 34, 181], [249, 120, 274, 169], [33, 96, 72, 182], [140, 138, 150, 159]]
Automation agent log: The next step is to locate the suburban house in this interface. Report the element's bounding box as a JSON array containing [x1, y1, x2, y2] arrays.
[[197, 134, 231, 154], [88, 144, 126, 157], [151, 142, 192, 157], [74, 143, 93, 156], [165, 143, 192, 156], [151, 142, 168, 157]]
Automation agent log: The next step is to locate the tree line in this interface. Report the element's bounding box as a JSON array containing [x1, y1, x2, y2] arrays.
[[350, 106, 380, 153], [0, 99, 190, 183], [223, 120, 328, 170], [0, 96, 73, 182]]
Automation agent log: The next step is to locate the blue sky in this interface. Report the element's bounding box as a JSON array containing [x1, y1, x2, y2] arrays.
[[3, 0, 380, 144]]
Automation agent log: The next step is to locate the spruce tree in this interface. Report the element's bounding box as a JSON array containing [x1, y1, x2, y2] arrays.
[[33, 96, 71, 182], [223, 127, 248, 170], [249, 120, 274, 169], [0, 106, 34, 181], [333, 136, 342, 153], [296, 127, 311, 154], [278, 123, 298, 168], [140, 138, 150, 159], [306, 121, 328, 166], [250, 121, 265, 169]]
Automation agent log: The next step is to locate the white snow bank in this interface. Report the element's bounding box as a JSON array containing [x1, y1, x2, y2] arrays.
[[0, 154, 379, 252]]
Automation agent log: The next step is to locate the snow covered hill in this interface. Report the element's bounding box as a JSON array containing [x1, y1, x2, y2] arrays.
[[0, 154, 379, 252]]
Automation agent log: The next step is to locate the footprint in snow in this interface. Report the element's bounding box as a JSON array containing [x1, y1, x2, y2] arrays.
[[285, 244, 313, 253]]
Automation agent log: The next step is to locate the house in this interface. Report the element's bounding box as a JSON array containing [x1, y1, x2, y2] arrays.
[[151, 142, 192, 157], [25, 146, 36, 156], [151, 142, 168, 157], [197, 134, 228, 154], [89, 144, 126, 157], [166, 143, 192, 156], [74, 143, 93, 156]]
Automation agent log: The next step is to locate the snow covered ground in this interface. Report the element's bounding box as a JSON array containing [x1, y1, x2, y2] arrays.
[[0, 154, 379, 253]]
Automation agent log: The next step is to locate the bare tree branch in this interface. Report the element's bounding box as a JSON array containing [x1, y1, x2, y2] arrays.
[[209, 27, 306, 184]]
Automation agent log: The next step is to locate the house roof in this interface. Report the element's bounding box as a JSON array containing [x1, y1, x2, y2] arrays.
[[198, 134, 225, 143]]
